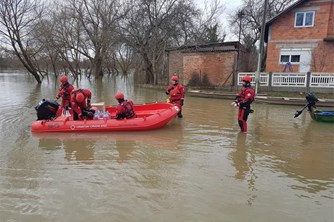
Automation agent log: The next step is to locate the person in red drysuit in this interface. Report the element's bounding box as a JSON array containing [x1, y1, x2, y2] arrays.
[[165, 75, 185, 118], [70, 89, 93, 120], [114, 92, 136, 120], [54, 75, 74, 115], [232, 76, 255, 133]]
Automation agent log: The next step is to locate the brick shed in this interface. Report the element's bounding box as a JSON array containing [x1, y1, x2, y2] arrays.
[[166, 42, 249, 87]]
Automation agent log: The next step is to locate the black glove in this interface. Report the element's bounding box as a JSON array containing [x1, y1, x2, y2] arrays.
[[166, 86, 174, 95], [180, 99, 184, 106], [86, 111, 94, 119]]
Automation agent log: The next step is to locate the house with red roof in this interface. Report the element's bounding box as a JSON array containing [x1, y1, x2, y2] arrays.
[[265, 0, 334, 73]]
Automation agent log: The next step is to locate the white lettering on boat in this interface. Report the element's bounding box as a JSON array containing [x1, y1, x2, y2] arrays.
[[74, 124, 108, 129]]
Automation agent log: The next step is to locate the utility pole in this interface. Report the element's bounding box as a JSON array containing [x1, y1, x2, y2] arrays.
[[255, 0, 268, 94], [235, 10, 244, 87]]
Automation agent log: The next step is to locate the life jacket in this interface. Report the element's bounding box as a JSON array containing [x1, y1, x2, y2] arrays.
[[58, 82, 73, 100], [169, 84, 183, 101], [236, 87, 255, 104], [121, 100, 136, 119]]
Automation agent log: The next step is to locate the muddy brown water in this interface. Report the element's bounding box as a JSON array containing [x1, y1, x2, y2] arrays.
[[0, 72, 333, 222]]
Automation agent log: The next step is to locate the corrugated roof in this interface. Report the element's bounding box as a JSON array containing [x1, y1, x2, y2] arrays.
[[166, 41, 241, 52]]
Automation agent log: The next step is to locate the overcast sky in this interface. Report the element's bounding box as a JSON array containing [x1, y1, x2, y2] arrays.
[[195, 0, 243, 41]]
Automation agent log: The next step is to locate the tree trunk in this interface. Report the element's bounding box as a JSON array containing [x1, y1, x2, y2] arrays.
[[142, 53, 154, 84], [94, 57, 103, 79], [12, 46, 42, 84]]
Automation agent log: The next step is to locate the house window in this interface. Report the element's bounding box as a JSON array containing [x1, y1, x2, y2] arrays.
[[280, 55, 300, 64], [295, 11, 315, 27], [280, 55, 289, 63], [291, 55, 300, 63]]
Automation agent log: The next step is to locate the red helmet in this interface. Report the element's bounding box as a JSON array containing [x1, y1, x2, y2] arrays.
[[60, 75, 68, 83], [76, 93, 85, 103], [171, 75, 179, 81], [242, 76, 252, 83], [115, 92, 124, 100]]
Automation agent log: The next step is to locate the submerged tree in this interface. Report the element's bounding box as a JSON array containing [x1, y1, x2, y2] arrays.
[[0, 0, 45, 83], [120, 0, 225, 84], [0, 0, 227, 84], [63, 0, 126, 79]]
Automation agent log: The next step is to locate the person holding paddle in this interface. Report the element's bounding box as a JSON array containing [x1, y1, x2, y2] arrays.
[[232, 76, 255, 133]]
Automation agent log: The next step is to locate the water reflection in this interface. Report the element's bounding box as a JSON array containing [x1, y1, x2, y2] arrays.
[[115, 140, 136, 163], [1, 129, 44, 216], [32, 122, 183, 164], [250, 104, 334, 195], [232, 133, 249, 180], [286, 120, 334, 194], [1, 71, 334, 221], [37, 137, 62, 150], [63, 139, 95, 163], [230, 133, 257, 205]]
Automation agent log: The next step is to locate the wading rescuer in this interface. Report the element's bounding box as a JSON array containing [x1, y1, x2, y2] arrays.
[[70, 88, 94, 120], [114, 92, 136, 120], [231, 76, 255, 133], [54, 75, 74, 116], [165, 75, 185, 118]]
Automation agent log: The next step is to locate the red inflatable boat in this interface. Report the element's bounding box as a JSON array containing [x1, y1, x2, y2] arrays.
[[31, 102, 179, 132]]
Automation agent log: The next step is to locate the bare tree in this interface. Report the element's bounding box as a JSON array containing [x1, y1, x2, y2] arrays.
[[111, 43, 135, 76], [120, 0, 180, 84], [0, 0, 45, 83], [63, 0, 125, 79], [191, 0, 226, 44], [311, 45, 330, 72], [229, 0, 296, 70], [46, 4, 84, 80], [120, 0, 224, 84], [229, 0, 296, 45]]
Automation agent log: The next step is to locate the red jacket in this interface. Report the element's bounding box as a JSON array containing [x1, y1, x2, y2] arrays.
[[70, 89, 92, 115], [166, 84, 185, 101], [236, 86, 255, 108], [56, 82, 74, 107], [115, 100, 136, 119]]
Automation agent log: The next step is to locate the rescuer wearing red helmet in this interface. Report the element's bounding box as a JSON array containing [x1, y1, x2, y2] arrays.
[[165, 74, 185, 118], [231, 75, 255, 133], [70, 88, 93, 120], [54, 75, 74, 115], [114, 92, 136, 120]]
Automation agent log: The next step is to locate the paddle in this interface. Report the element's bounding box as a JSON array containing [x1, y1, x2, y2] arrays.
[[294, 103, 310, 118]]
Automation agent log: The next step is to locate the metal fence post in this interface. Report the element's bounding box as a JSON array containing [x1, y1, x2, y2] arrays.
[[269, 72, 272, 91], [306, 72, 311, 92]]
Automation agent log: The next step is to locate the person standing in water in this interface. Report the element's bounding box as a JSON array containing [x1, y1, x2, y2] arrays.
[[165, 75, 185, 118], [232, 76, 255, 133]]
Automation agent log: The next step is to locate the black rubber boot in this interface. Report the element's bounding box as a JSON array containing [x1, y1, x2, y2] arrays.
[[178, 112, 183, 118]]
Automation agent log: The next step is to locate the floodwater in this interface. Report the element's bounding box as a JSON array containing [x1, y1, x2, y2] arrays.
[[0, 71, 333, 222]]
